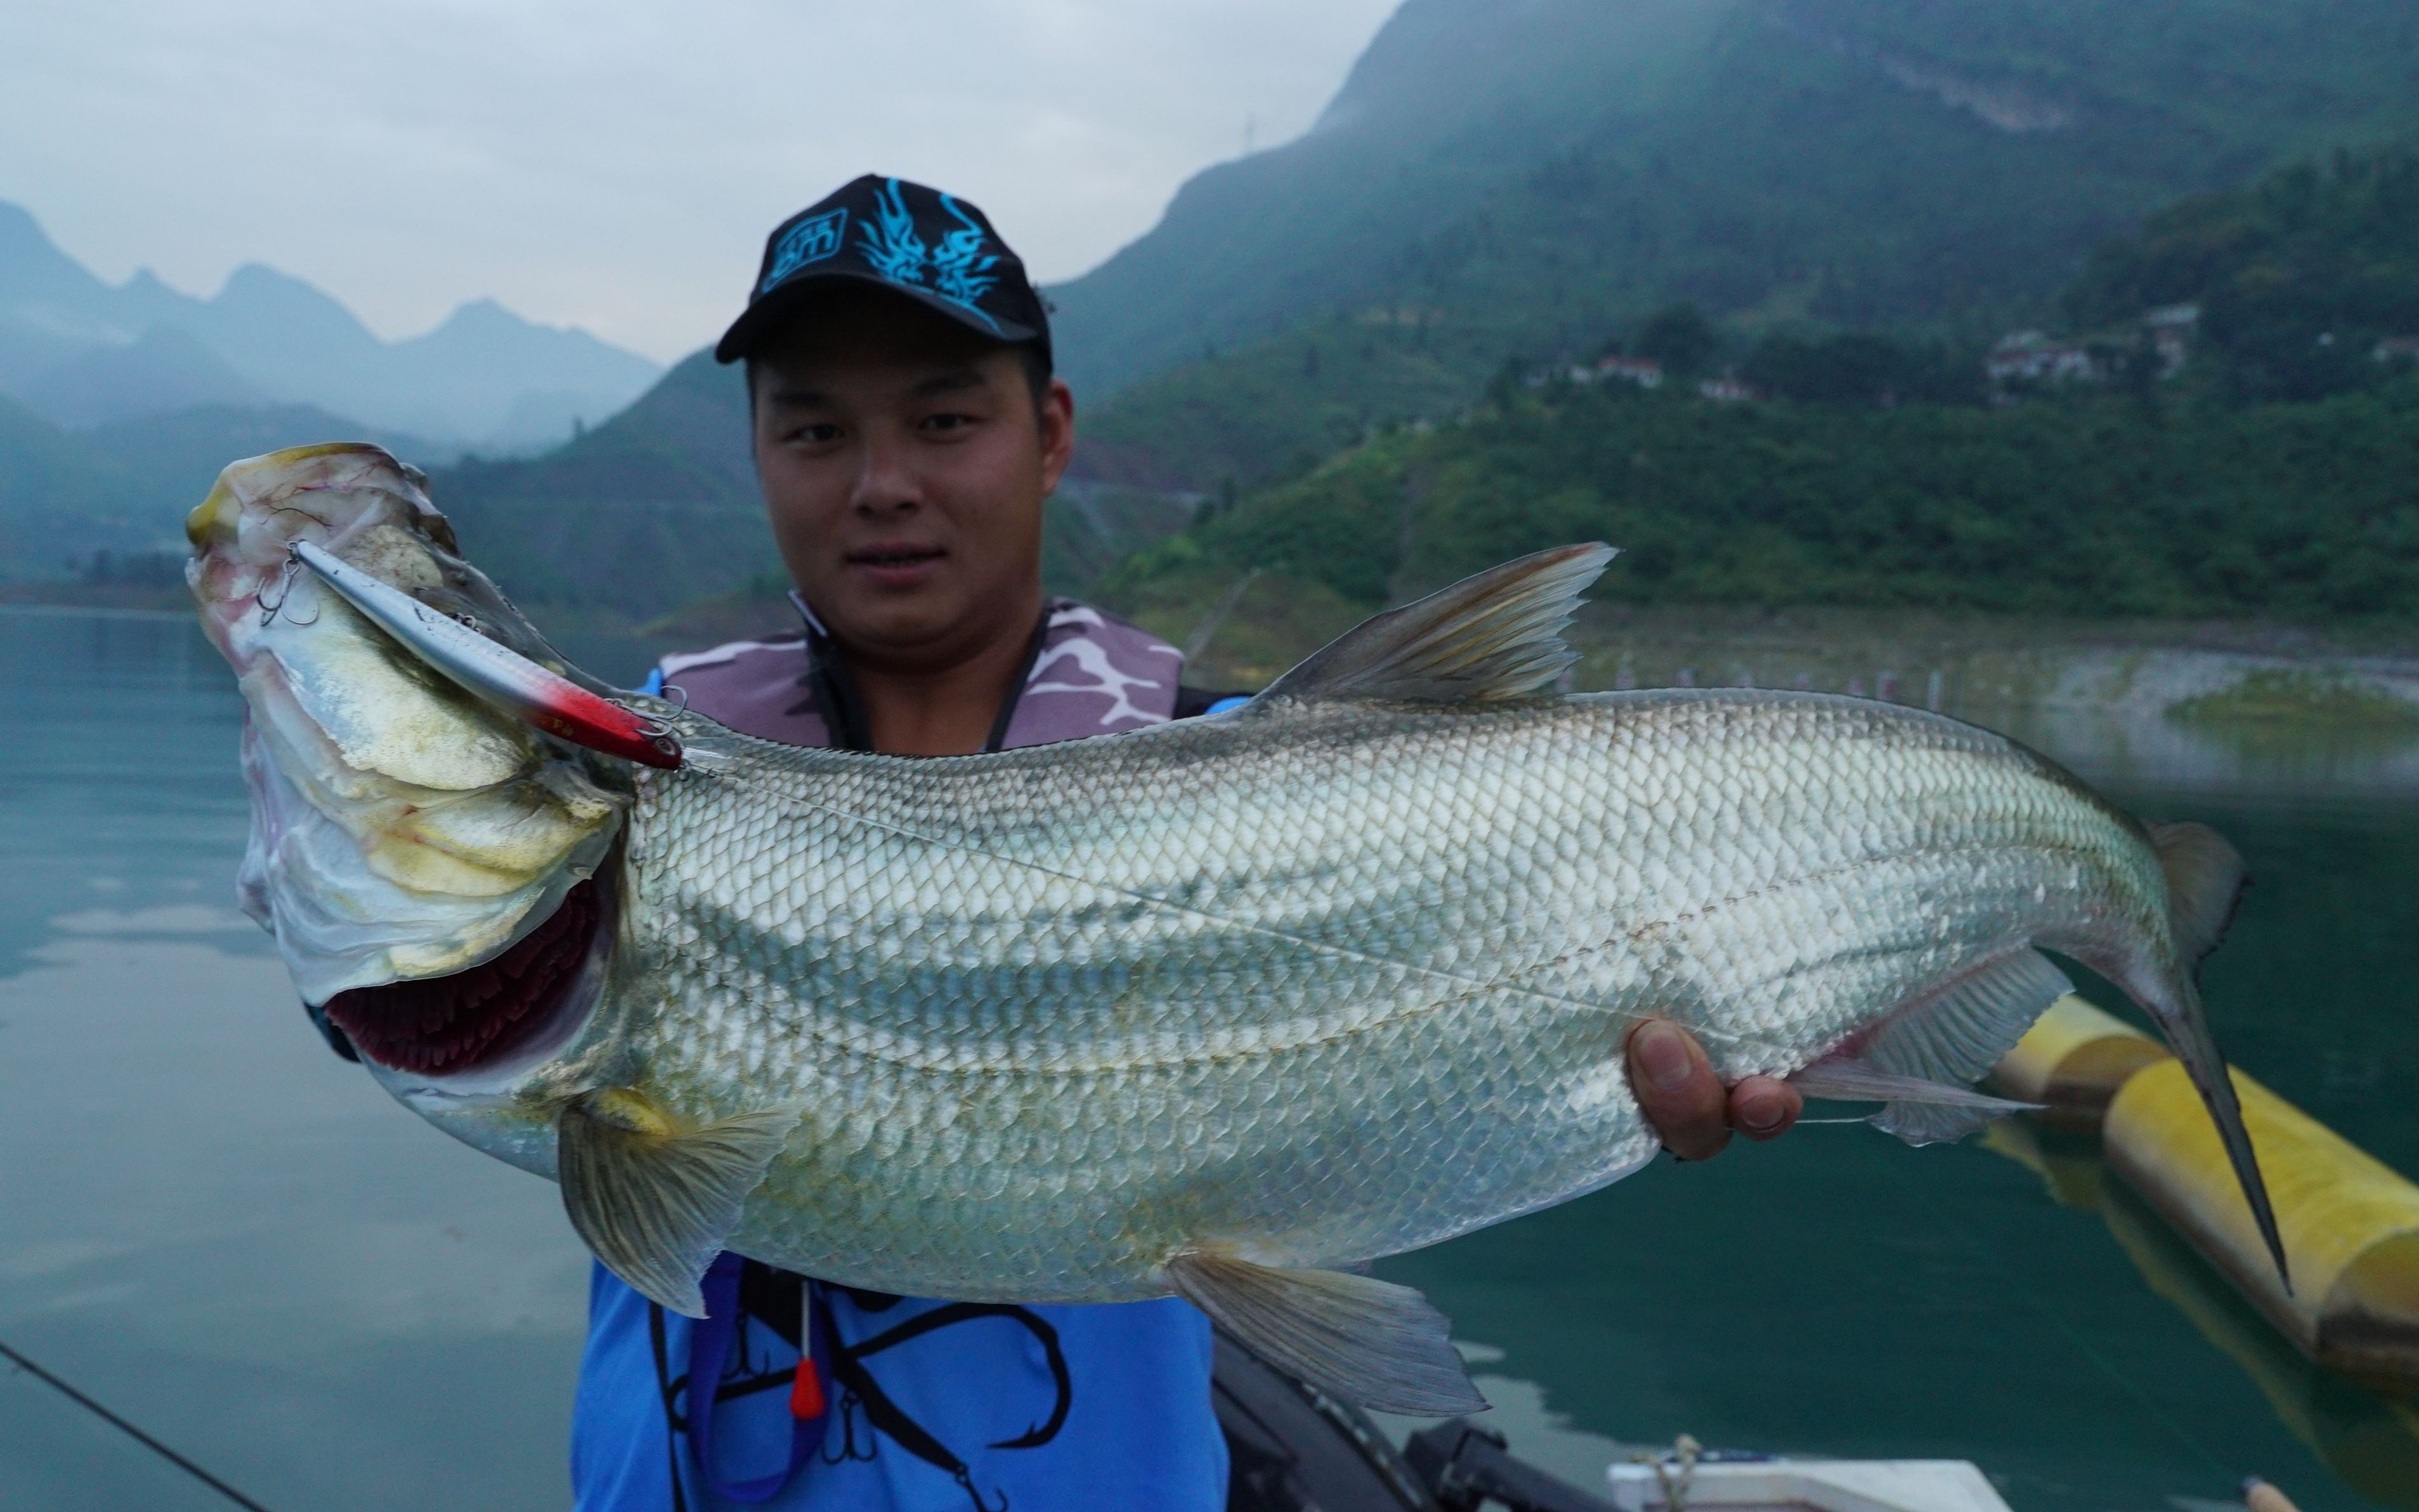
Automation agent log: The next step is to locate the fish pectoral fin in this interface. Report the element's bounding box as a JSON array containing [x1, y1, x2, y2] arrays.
[[1789, 1057, 2042, 1147], [1854, 948, 2073, 1090], [556, 1090, 800, 1318], [1252, 544, 1614, 705], [1165, 1252, 1487, 1417]]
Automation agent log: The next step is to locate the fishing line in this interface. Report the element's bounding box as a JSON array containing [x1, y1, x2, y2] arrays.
[[0, 1337, 276, 1512]]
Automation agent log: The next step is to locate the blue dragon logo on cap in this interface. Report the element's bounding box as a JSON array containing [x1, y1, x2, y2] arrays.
[[857, 179, 1003, 331]]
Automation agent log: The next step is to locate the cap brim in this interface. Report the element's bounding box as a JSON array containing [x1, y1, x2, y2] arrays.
[[714, 270, 1041, 363]]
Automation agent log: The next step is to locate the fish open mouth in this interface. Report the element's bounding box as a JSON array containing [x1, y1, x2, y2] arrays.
[[322, 878, 608, 1078]]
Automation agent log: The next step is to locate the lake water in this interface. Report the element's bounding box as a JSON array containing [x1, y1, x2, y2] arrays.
[[4, 607, 2417, 1511]]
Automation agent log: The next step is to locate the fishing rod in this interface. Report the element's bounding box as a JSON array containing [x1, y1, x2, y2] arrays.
[[0, 1337, 275, 1512]]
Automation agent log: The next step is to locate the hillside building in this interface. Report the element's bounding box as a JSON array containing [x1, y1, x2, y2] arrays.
[[2144, 303, 2200, 375], [1594, 356, 1666, 389], [1986, 331, 2098, 386]]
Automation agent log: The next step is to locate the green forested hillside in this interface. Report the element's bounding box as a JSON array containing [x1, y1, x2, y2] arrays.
[[2065, 144, 2419, 401], [1102, 374, 2419, 676], [1066, 0, 2419, 488]]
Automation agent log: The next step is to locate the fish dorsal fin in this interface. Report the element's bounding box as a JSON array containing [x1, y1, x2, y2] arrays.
[[556, 1089, 801, 1317], [1165, 1253, 1487, 1416], [2150, 821, 2246, 971], [1792, 949, 2071, 1147], [1254, 544, 1615, 705]]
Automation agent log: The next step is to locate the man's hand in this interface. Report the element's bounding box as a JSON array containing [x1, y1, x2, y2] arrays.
[[1626, 1020, 1801, 1161]]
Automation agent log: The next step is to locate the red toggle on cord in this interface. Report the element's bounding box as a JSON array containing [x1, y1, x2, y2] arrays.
[[790, 1276, 826, 1419]]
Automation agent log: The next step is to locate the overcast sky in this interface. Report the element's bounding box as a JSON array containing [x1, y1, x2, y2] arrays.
[[2, 0, 1400, 363]]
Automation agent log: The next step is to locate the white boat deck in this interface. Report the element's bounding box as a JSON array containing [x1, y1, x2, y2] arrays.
[[1605, 1457, 2014, 1512]]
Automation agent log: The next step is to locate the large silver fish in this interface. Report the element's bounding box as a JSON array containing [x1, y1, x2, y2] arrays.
[[190, 443, 2280, 1415]]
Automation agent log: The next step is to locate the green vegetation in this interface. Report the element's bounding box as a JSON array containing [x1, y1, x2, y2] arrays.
[[2066, 144, 2419, 402], [2167, 669, 2419, 730], [0, 393, 126, 578], [1078, 313, 1489, 497], [1102, 375, 2419, 663], [1738, 331, 1986, 407]]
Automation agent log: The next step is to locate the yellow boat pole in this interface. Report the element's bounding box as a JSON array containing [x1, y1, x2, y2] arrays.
[[2106, 1059, 2419, 1386], [1995, 996, 2419, 1385]]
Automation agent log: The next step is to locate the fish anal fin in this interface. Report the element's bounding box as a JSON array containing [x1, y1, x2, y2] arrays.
[[1872, 1098, 2028, 1147], [1255, 544, 1615, 705], [556, 1089, 800, 1317], [1165, 1252, 1487, 1416], [1804, 948, 2070, 1147], [2150, 821, 2246, 971], [1789, 1057, 2042, 1147]]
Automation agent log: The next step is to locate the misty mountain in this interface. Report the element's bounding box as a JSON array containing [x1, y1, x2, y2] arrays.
[[0, 201, 661, 446], [1053, 0, 2419, 481], [429, 351, 771, 617], [0, 391, 458, 584], [25, 323, 268, 428], [0, 392, 131, 578]]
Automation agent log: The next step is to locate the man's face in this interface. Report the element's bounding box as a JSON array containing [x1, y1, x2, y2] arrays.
[[749, 291, 1074, 673]]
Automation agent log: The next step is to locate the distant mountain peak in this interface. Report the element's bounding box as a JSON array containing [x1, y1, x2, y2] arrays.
[[0, 200, 49, 247], [433, 296, 533, 333], [0, 198, 662, 443], [0, 200, 112, 308]]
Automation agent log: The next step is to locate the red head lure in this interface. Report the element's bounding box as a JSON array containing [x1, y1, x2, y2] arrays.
[[290, 540, 682, 770]]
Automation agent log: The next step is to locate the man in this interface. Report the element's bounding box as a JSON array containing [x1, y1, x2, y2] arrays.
[[569, 175, 1801, 1511]]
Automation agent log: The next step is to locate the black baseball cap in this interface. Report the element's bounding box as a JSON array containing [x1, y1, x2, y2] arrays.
[[715, 174, 1052, 368]]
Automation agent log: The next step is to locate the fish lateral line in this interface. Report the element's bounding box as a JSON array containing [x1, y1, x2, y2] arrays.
[[695, 776, 1766, 1053]]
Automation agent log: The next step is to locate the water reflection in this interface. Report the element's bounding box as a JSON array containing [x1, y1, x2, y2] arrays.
[[1988, 1119, 2419, 1509], [1976, 700, 2419, 801]]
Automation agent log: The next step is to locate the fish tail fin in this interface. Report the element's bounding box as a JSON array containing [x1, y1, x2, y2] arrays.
[[2127, 819, 2288, 1292], [2151, 821, 2246, 971]]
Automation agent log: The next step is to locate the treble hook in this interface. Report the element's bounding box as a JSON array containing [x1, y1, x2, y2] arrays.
[[257, 549, 320, 627], [818, 1392, 877, 1464], [953, 1469, 1009, 1512], [629, 685, 689, 765]]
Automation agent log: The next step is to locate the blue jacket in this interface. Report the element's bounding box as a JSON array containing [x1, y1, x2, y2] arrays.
[[571, 1263, 1223, 1511], [569, 611, 1242, 1511]]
